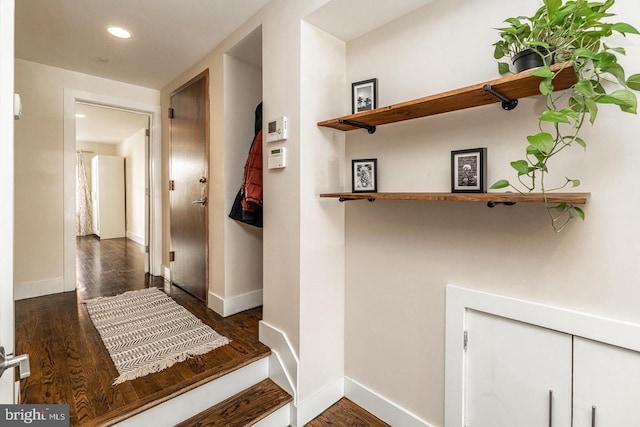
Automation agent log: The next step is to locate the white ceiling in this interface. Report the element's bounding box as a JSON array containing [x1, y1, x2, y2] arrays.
[[15, 0, 434, 144], [75, 103, 148, 144], [16, 0, 269, 144], [305, 0, 435, 41], [15, 0, 271, 89]]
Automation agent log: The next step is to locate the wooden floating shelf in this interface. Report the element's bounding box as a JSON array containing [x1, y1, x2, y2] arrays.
[[318, 62, 577, 132], [320, 192, 591, 205]]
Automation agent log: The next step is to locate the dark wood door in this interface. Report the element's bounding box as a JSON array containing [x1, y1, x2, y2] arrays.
[[170, 71, 209, 301]]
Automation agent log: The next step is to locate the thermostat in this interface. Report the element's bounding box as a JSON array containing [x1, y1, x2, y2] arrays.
[[268, 147, 287, 169], [266, 116, 288, 143]]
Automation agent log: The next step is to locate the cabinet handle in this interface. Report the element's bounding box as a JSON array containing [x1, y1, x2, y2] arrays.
[[591, 406, 596, 427], [548, 390, 553, 427]]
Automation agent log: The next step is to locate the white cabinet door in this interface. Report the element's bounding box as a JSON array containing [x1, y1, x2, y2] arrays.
[[465, 309, 573, 427], [92, 155, 126, 239], [573, 337, 640, 427]]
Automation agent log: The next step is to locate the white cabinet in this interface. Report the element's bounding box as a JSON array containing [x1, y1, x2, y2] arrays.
[[465, 310, 572, 427], [573, 337, 640, 426], [91, 155, 125, 239], [465, 310, 640, 427]]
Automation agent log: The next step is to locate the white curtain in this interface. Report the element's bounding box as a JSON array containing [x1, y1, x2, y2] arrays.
[[76, 151, 93, 236]]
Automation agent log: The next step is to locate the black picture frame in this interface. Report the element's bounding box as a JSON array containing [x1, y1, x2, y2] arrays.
[[451, 148, 487, 193], [352, 159, 378, 193], [352, 78, 378, 113]]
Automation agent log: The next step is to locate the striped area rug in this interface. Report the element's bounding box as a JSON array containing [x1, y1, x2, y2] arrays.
[[85, 287, 230, 385]]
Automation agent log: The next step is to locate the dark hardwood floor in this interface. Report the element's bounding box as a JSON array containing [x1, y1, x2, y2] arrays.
[[305, 398, 390, 427], [16, 236, 389, 426], [15, 236, 270, 426]]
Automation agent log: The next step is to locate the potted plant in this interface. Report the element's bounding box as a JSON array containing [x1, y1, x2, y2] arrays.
[[490, 0, 640, 231]]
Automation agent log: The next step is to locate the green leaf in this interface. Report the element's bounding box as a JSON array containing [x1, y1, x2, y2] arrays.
[[544, 0, 562, 14], [573, 47, 599, 60], [567, 178, 581, 187], [532, 66, 554, 78], [611, 22, 640, 35], [527, 132, 555, 155], [627, 74, 640, 91], [539, 79, 554, 96], [594, 51, 616, 68], [595, 90, 637, 114], [511, 160, 531, 175], [540, 110, 571, 123], [526, 145, 546, 163], [573, 206, 586, 220], [604, 43, 627, 55], [493, 43, 507, 60], [585, 98, 598, 124], [601, 63, 626, 86], [498, 62, 511, 75], [574, 137, 587, 149], [574, 80, 595, 97], [490, 179, 510, 189]]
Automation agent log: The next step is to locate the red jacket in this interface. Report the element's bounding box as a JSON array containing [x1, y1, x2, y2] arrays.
[[241, 129, 263, 213]]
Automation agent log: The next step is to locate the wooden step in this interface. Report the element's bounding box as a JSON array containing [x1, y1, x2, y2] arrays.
[[175, 378, 292, 427]]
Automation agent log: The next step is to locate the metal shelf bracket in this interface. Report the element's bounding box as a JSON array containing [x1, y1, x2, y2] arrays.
[[487, 201, 517, 208], [339, 119, 377, 134], [483, 84, 518, 110], [339, 197, 376, 202]]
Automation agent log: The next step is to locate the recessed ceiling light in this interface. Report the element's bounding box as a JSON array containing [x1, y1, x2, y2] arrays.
[[75, 114, 86, 118], [107, 26, 131, 39]]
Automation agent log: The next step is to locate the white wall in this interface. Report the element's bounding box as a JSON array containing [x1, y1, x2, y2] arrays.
[[161, 0, 350, 417], [117, 128, 147, 244], [342, 0, 640, 425], [222, 53, 263, 303], [299, 21, 346, 404], [14, 59, 159, 295]]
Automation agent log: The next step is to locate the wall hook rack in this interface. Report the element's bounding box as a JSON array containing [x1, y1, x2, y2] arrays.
[[487, 201, 517, 208], [339, 119, 377, 134], [339, 197, 376, 202], [482, 84, 518, 110]]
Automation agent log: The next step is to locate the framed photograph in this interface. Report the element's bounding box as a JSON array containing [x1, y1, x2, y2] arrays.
[[352, 159, 378, 193], [352, 78, 378, 113], [451, 148, 487, 193]]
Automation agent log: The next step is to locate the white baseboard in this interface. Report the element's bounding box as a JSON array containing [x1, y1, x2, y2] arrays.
[[126, 231, 145, 245], [293, 378, 344, 427], [115, 357, 269, 426], [14, 277, 64, 300], [345, 377, 433, 427], [259, 321, 299, 403], [209, 289, 263, 317]]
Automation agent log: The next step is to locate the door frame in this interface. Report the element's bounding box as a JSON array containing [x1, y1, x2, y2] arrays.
[[0, 0, 16, 403], [169, 69, 210, 302], [444, 284, 640, 427], [63, 89, 163, 292]]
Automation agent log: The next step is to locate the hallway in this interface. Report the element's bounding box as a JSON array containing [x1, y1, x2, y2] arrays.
[[15, 236, 269, 426]]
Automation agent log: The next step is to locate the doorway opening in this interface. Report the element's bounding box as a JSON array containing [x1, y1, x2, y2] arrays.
[[63, 89, 162, 293], [75, 102, 150, 284]]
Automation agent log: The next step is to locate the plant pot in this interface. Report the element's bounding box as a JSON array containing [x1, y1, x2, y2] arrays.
[[512, 48, 554, 73]]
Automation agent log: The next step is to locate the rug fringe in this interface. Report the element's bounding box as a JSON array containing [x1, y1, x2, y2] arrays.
[[112, 336, 231, 385]]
